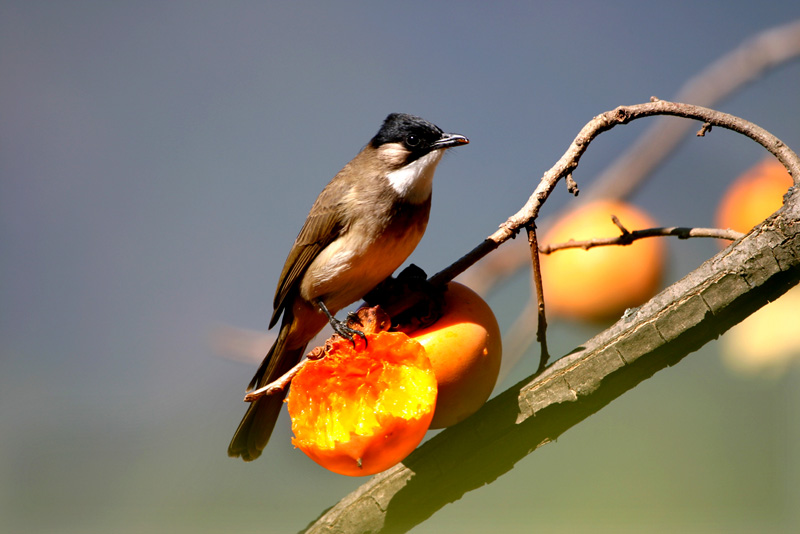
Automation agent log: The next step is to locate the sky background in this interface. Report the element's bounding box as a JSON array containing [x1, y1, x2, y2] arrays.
[[2, 2, 800, 533]]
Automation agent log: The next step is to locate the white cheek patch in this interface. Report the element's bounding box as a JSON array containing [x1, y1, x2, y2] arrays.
[[385, 150, 444, 202]]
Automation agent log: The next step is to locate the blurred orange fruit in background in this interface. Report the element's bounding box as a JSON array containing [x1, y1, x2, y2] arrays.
[[540, 200, 665, 322], [715, 158, 792, 234]]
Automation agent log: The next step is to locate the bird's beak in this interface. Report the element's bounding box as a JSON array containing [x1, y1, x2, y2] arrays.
[[432, 133, 469, 150]]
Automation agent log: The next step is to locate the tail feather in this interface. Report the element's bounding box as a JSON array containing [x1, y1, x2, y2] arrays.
[[227, 391, 286, 461], [247, 315, 291, 392], [228, 314, 307, 461]]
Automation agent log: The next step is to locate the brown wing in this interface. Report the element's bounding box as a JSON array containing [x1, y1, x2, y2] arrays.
[[269, 184, 346, 328]]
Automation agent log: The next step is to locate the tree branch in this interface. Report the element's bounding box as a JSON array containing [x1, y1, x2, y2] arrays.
[[457, 20, 800, 295], [585, 19, 800, 199], [430, 99, 799, 287]]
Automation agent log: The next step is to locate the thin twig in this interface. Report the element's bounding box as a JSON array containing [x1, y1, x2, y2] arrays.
[[610, 215, 630, 235], [526, 226, 550, 373], [243, 346, 325, 402], [540, 226, 746, 254], [243, 359, 305, 401]]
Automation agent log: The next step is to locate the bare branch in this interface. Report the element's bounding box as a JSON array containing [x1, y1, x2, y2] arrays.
[[243, 356, 311, 401], [430, 99, 799, 288], [540, 226, 746, 253], [458, 20, 800, 295], [586, 19, 800, 199], [525, 226, 550, 373]]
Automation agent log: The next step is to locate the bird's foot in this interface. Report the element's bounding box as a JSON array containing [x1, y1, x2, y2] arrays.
[[331, 318, 368, 348], [315, 299, 368, 349]]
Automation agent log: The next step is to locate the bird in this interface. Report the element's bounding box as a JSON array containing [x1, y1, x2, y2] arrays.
[[228, 113, 469, 461]]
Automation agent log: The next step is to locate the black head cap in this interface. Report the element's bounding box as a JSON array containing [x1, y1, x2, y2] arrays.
[[369, 113, 468, 163]]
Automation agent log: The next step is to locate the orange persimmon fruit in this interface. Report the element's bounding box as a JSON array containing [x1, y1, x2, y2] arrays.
[[411, 282, 502, 429], [715, 158, 792, 235], [287, 329, 437, 477], [540, 200, 665, 322]]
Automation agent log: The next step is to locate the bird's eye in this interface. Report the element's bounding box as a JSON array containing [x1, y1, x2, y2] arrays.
[[405, 135, 420, 148]]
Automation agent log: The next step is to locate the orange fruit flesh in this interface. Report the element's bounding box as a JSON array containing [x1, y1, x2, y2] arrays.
[[287, 332, 437, 476]]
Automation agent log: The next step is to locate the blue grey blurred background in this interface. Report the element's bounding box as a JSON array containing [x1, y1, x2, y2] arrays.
[[2, 2, 799, 532]]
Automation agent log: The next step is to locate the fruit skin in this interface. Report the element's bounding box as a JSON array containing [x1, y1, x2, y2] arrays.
[[411, 282, 502, 429], [715, 158, 792, 234], [540, 200, 665, 322], [287, 330, 437, 477]]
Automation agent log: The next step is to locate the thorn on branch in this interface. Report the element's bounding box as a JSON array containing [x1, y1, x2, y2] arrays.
[[565, 173, 580, 196], [697, 122, 713, 137], [610, 214, 631, 236]]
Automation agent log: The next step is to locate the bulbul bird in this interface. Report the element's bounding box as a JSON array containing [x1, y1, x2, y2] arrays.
[[228, 113, 469, 461]]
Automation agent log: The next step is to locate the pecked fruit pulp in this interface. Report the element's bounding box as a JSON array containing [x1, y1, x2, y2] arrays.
[[287, 331, 437, 476]]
